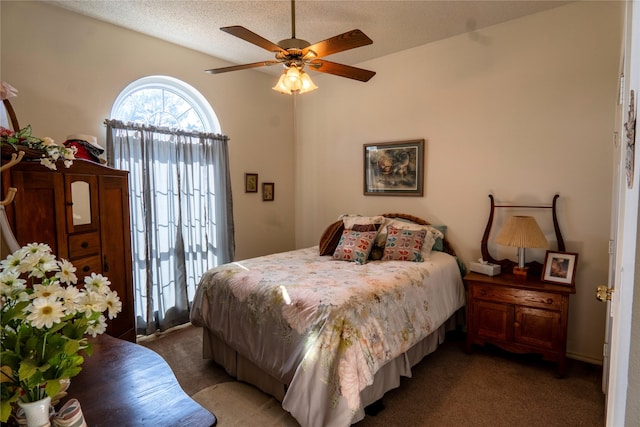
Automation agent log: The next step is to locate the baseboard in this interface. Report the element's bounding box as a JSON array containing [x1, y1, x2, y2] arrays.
[[567, 351, 603, 366]]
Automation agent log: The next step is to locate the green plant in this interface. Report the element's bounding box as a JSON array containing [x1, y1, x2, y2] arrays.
[[1, 125, 75, 170], [0, 243, 121, 422]]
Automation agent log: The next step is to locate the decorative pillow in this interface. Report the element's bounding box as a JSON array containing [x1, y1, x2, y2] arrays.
[[382, 226, 427, 262], [420, 231, 439, 260], [341, 215, 386, 230], [333, 229, 378, 264], [377, 219, 444, 260], [431, 225, 447, 252], [319, 220, 344, 256], [375, 218, 417, 246]]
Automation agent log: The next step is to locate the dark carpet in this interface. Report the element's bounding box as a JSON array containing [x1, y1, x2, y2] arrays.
[[140, 324, 604, 426]]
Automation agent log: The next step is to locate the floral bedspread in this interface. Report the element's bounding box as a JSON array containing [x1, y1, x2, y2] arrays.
[[190, 247, 465, 427]]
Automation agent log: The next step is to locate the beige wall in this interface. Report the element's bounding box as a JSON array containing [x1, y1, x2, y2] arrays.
[[294, 1, 624, 363], [1, 1, 624, 363], [0, 1, 295, 261]]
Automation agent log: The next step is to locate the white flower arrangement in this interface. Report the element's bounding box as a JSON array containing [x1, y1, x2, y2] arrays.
[[0, 243, 121, 422]]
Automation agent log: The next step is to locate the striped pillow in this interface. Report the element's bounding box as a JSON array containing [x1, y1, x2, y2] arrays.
[[318, 220, 344, 255]]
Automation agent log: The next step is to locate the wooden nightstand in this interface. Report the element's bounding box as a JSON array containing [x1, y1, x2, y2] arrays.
[[464, 271, 575, 377]]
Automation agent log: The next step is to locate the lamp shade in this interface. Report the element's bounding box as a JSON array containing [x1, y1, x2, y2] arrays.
[[272, 66, 318, 95], [298, 71, 318, 94], [495, 216, 548, 249]]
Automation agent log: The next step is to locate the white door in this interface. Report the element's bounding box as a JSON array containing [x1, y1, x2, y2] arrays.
[[605, 2, 640, 424], [601, 89, 623, 393]]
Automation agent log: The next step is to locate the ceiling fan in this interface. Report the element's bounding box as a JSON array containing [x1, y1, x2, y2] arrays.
[[205, 0, 376, 94]]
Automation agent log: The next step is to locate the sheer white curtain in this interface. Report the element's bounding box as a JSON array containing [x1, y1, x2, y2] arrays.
[[105, 119, 234, 335]]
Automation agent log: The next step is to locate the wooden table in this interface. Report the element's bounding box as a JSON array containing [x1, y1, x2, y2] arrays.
[[61, 334, 217, 426]]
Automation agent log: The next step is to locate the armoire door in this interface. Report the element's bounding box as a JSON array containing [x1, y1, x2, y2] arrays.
[[99, 174, 135, 341], [10, 169, 67, 257]]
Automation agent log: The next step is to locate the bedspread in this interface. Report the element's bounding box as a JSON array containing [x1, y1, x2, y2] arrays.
[[190, 247, 465, 426]]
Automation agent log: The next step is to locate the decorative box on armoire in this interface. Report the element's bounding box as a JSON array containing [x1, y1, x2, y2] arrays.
[[2, 158, 136, 342]]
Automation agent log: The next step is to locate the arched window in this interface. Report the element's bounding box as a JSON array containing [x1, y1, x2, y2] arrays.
[[107, 76, 233, 336], [110, 75, 220, 133]]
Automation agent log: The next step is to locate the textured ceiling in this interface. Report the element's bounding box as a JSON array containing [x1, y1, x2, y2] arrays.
[[46, 0, 569, 75]]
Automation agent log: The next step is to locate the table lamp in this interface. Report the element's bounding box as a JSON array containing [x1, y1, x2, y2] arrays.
[[495, 215, 548, 279]]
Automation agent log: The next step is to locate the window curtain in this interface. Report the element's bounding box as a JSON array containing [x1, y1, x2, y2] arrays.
[[105, 119, 235, 335]]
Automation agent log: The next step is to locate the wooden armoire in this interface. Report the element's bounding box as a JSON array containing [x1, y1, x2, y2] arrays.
[[2, 158, 136, 342]]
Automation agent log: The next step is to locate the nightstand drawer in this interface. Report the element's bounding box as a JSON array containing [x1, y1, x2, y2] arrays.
[[470, 283, 562, 311]]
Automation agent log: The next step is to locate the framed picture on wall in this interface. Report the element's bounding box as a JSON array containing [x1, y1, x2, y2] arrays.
[[363, 139, 425, 196], [262, 182, 274, 201], [245, 173, 258, 193], [542, 251, 578, 286]]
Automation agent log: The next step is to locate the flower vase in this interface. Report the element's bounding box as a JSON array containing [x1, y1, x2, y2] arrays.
[[17, 396, 52, 427]]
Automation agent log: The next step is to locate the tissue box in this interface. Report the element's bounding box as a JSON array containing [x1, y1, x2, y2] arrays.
[[469, 262, 501, 276]]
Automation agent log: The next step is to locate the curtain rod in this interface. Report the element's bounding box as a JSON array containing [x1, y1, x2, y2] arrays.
[[104, 119, 229, 141]]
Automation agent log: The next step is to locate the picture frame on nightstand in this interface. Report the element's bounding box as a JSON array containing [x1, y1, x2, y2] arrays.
[[542, 250, 578, 286]]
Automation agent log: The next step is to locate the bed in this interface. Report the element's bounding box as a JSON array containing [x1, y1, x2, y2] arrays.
[[190, 213, 466, 427]]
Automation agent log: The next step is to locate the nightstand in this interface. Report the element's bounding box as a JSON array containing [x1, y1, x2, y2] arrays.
[[464, 271, 575, 377]]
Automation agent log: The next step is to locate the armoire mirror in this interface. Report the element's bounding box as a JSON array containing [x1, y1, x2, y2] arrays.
[[66, 175, 99, 234], [71, 181, 91, 226]]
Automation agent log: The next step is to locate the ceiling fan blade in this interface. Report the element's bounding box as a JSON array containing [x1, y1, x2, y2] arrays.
[[205, 60, 281, 74], [221, 26, 288, 54], [303, 29, 373, 59], [308, 60, 376, 82]]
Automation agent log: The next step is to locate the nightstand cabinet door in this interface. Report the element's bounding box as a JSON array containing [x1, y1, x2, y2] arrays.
[[514, 306, 561, 350], [464, 272, 574, 376], [472, 300, 513, 342]]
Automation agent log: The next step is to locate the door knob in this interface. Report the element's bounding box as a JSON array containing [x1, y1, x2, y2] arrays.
[[596, 285, 613, 302]]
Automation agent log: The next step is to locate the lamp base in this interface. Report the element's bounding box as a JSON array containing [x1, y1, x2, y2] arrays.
[[513, 266, 529, 280]]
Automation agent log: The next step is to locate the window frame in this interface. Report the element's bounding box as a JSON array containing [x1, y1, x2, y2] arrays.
[[110, 75, 221, 133]]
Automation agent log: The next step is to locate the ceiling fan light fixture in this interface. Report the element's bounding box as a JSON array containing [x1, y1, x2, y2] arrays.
[[208, 0, 375, 91], [272, 73, 291, 94], [272, 65, 318, 95], [299, 71, 318, 94]]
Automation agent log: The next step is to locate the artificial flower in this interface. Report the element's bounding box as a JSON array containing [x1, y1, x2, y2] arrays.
[[56, 259, 78, 285], [83, 272, 110, 294], [104, 292, 123, 320], [1, 125, 76, 170], [0, 82, 18, 100], [26, 296, 66, 329], [0, 244, 121, 422]]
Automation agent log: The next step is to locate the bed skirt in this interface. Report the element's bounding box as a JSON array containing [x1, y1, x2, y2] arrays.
[[201, 309, 464, 423]]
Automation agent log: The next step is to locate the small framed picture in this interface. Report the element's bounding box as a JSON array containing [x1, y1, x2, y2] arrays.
[[245, 173, 258, 193], [262, 182, 274, 201], [542, 251, 578, 286]]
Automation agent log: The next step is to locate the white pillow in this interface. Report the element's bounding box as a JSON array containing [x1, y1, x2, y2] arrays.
[[420, 229, 441, 260]]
